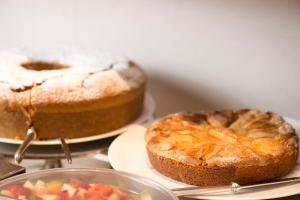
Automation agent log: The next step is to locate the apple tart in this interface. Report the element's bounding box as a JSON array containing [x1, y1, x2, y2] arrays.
[[146, 109, 298, 186]]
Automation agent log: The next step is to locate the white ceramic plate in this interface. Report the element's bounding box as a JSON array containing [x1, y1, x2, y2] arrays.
[[108, 117, 300, 200], [0, 93, 155, 145]]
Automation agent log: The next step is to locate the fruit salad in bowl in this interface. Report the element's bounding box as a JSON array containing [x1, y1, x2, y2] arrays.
[[1, 179, 148, 200], [0, 168, 178, 200]]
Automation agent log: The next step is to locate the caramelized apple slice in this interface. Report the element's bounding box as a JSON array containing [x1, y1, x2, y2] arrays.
[[251, 138, 284, 156], [207, 110, 234, 127], [209, 129, 237, 144]]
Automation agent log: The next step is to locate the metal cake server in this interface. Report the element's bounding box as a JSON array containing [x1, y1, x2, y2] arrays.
[[172, 177, 300, 197]]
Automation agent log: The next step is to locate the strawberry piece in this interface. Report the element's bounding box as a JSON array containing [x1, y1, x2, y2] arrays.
[[20, 187, 32, 196], [85, 186, 103, 200], [70, 194, 81, 200], [70, 179, 90, 190], [94, 184, 113, 198], [34, 196, 43, 200], [85, 192, 100, 200], [116, 190, 128, 200], [7, 184, 32, 197], [58, 190, 70, 200]]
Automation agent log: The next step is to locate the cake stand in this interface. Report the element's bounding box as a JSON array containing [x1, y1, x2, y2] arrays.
[[0, 93, 155, 171]]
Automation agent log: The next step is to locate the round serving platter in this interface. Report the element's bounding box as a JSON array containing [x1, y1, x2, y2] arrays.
[[0, 93, 155, 146], [108, 117, 300, 200]]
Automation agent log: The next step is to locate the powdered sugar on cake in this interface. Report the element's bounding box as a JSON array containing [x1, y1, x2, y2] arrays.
[[0, 48, 145, 106]]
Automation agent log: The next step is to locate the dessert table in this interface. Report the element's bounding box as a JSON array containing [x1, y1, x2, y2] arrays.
[[1, 136, 299, 200], [0, 103, 299, 199]]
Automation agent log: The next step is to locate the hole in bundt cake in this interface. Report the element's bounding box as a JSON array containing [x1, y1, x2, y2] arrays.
[[21, 61, 69, 71]]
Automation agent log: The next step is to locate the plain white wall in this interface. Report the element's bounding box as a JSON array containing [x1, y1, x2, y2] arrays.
[[0, 0, 299, 118]]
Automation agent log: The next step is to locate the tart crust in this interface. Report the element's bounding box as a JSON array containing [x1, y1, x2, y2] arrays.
[[146, 110, 298, 186]]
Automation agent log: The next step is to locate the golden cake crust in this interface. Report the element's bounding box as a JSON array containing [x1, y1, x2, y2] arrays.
[[0, 49, 146, 139], [146, 110, 298, 186]]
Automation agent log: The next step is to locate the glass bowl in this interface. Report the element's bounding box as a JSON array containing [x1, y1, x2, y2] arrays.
[[0, 168, 178, 200]]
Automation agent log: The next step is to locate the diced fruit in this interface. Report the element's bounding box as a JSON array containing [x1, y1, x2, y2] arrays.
[[18, 195, 27, 200], [61, 184, 76, 197], [70, 180, 90, 190], [23, 181, 35, 190], [40, 194, 58, 200], [76, 188, 87, 199], [46, 181, 63, 194], [7, 184, 32, 197], [35, 180, 46, 189], [69, 195, 81, 200], [85, 191, 100, 200], [58, 190, 69, 200], [108, 194, 120, 200], [35, 180, 47, 196], [85, 187, 100, 200], [139, 192, 152, 200], [1, 190, 12, 197], [115, 190, 127, 200], [94, 184, 113, 197]]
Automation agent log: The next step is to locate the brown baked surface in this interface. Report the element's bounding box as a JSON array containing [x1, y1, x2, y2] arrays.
[[145, 110, 299, 186], [0, 50, 146, 140]]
